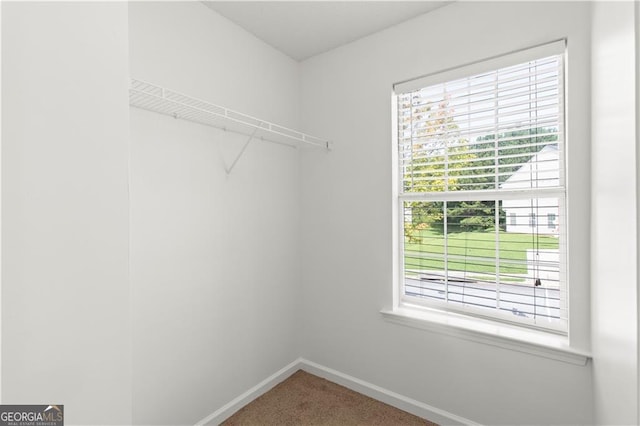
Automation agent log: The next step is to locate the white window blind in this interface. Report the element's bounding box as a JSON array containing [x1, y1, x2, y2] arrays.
[[395, 41, 567, 332]]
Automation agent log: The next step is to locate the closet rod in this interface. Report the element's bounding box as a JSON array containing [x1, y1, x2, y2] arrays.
[[129, 79, 332, 150]]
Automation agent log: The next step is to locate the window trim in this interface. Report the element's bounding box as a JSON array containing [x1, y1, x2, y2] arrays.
[[380, 307, 590, 366], [390, 40, 574, 340], [394, 40, 566, 94]]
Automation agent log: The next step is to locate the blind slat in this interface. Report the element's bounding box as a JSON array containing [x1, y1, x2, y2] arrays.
[[397, 42, 567, 332], [405, 73, 562, 109], [394, 39, 565, 93]]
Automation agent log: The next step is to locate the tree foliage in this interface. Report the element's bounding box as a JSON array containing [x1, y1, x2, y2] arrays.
[[402, 95, 558, 235]]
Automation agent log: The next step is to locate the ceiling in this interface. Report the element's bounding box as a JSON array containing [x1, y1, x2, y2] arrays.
[[202, 1, 451, 61]]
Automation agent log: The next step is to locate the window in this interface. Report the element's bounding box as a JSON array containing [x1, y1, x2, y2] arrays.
[[394, 41, 567, 333]]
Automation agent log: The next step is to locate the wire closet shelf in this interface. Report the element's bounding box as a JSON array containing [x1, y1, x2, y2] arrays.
[[129, 79, 332, 150]]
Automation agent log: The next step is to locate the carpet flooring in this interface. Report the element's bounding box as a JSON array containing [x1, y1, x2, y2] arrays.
[[221, 370, 437, 425]]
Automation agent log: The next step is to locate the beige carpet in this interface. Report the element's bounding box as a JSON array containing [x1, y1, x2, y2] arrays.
[[222, 370, 437, 425]]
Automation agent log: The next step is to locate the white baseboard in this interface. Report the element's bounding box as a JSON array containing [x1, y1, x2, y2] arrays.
[[195, 357, 480, 426], [298, 359, 481, 426], [194, 358, 302, 426]]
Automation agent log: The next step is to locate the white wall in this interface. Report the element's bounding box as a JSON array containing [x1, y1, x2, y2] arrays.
[[128, 3, 301, 424], [637, 0, 640, 417], [299, 2, 593, 424], [1, 2, 132, 425], [3, 2, 639, 425], [591, 2, 639, 424]]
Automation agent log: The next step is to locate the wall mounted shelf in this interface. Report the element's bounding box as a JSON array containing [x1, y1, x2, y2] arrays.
[[129, 79, 332, 151]]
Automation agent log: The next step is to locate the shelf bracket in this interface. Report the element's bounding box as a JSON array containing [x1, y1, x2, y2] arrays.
[[225, 126, 260, 175]]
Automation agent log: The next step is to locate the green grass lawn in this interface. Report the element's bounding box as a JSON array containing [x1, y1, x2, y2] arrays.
[[404, 229, 559, 277]]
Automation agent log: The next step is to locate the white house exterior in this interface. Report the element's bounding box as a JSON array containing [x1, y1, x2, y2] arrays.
[[501, 145, 560, 235]]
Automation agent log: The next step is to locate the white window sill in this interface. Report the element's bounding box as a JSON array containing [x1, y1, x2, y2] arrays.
[[380, 306, 591, 366]]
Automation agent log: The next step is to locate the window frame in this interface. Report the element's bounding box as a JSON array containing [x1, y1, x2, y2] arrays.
[[392, 40, 569, 335]]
